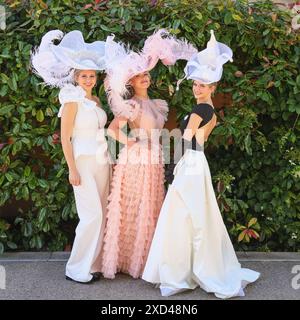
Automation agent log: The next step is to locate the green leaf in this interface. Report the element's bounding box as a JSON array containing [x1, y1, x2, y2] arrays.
[[5, 173, 13, 182], [36, 110, 44, 122], [38, 208, 47, 223], [248, 218, 257, 228], [232, 14, 243, 22], [28, 179, 37, 189], [12, 140, 22, 155], [224, 12, 232, 25], [56, 168, 65, 178], [0, 73, 9, 84], [134, 22, 143, 31], [0, 175, 4, 187], [75, 16, 85, 23], [0, 242, 4, 254], [196, 12, 203, 20], [22, 186, 29, 200], [21, 137, 31, 146], [24, 222, 32, 237], [24, 166, 31, 177], [100, 24, 111, 32], [125, 20, 132, 32], [0, 85, 8, 97], [245, 233, 250, 242], [33, 235, 43, 249], [62, 205, 71, 221], [0, 219, 9, 231], [12, 76, 17, 91], [0, 105, 14, 116], [38, 179, 48, 188], [244, 133, 252, 155], [118, 7, 124, 18], [238, 230, 246, 242], [42, 222, 50, 233], [7, 241, 17, 249], [7, 78, 17, 91], [14, 217, 24, 225]]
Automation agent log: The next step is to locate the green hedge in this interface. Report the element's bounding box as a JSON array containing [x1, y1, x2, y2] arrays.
[[0, 0, 299, 253]]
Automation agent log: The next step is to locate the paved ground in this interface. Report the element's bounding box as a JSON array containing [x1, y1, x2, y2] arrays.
[[0, 252, 299, 300]]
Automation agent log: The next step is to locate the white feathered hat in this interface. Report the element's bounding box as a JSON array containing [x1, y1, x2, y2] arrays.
[[177, 30, 233, 89], [31, 30, 107, 88]]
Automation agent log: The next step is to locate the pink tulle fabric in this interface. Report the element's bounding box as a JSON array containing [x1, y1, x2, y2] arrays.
[[101, 98, 167, 279]]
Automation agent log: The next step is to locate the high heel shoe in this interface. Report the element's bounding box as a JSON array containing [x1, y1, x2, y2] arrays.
[[65, 274, 99, 284], [90, 272, 101, 281]]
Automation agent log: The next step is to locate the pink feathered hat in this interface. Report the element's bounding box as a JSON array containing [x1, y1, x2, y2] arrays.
[[105, 29, 197, 118]]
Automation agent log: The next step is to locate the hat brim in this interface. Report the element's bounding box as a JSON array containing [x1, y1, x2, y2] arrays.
[[51, 46, 106, 70]]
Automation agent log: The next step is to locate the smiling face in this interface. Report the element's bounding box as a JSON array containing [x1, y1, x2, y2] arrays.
[[192, 80, 216, 101], [129, 71, 151, 91], [75, 70, 97, 91]]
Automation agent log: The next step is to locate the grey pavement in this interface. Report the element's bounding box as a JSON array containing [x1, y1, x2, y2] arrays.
[[0, 252, 299, 300]]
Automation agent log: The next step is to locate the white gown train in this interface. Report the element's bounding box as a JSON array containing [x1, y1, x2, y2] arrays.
[[142, 149, 260, 299]]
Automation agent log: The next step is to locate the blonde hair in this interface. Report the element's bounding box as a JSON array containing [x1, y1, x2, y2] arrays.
[[208, 82, 218, 96], [74, 69, 82, 80]]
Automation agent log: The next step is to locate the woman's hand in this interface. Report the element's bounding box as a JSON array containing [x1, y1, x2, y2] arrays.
[[69, 169, 81, 186], [127, 139, 137, 149]]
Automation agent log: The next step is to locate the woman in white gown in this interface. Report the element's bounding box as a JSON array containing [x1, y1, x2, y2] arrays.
[[142, 31, 260, 299]]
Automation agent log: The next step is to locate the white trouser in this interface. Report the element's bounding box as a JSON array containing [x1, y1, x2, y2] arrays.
[[65, 155, 110, 282]]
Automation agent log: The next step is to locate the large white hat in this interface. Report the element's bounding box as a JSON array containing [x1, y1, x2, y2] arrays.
[[31, 30, 107, 88], [180, 30, 233, 86]]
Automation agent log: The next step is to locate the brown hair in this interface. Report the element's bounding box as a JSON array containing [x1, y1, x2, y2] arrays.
[[124, 84, 135, 99]]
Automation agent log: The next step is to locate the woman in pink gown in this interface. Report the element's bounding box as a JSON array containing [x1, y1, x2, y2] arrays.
[[100, 30, 197, 279], [101, 71, 168, 279]]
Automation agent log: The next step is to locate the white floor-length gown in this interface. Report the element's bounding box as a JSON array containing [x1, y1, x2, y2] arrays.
[[142, 149, 260, 298]]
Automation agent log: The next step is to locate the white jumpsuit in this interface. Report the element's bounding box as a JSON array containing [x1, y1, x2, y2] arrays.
[[58, 84, 111, 282]]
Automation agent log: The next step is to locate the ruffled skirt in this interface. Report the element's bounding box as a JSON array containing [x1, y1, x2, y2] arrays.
[[101, 140, 165, 279]]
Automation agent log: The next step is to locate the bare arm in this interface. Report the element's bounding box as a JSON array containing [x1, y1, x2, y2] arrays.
[[60, 102, 80, 186], [183, 113, 205, 145]]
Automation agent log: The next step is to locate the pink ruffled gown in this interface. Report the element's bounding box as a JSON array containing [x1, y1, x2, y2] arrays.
[[101, 97, 168, 279]]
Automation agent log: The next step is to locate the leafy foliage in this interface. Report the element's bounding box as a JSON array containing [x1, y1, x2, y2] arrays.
[[0, 0, 299, 252]]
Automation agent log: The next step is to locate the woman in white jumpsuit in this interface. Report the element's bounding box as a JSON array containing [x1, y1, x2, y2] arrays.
[[31, 30, 111, 283]]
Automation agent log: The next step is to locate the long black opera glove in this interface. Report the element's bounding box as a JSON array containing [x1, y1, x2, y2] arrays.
[[165, 138, 194, 185]]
